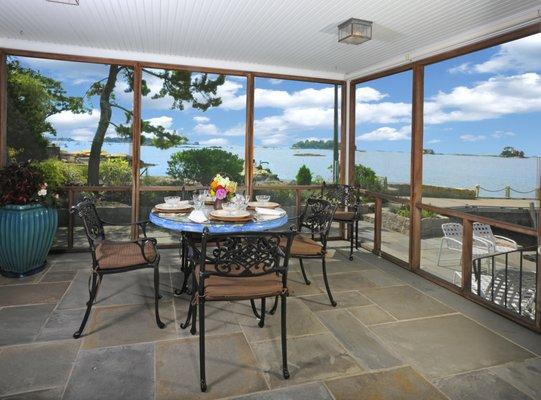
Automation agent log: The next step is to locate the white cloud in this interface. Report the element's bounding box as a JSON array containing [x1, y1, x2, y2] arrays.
[[200, 138, 228, 146], [146, 116, 173, 129], [473, 33, 541, 73], [269, 79, 283, 85], [218, 80, 246, 110], [428, 139, 442, 144], [448, 62, 471, 74], [460, 134, 486, 142], [358, 126, 411, 141], [356, 87, 388, 102], [492, 131, 516, 138], [47, 109, 100, 128], [194, 123, 219, 135], [356, 101, 411, 124], [193, 116, 210, 123]]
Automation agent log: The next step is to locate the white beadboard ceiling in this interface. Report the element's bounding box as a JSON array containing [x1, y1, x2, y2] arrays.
[[0, 0, 539, 80]]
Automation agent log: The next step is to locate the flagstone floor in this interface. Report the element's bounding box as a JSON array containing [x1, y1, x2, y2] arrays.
[[0, 244, 540, 400]]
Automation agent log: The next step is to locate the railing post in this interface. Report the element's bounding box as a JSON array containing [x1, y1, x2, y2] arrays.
[[461, 219, 473, 293], [244, 73, 254, 198], [0, 52, 7, 168], [374, 197, 382, 255], [505, 186, 511, 199], [295, 188, 301, 217], [67, 188, 74, 250]]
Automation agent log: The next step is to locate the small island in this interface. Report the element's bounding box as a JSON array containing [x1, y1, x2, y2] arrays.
[[291, 139, 336, 149], [500, 146, 525, 158]]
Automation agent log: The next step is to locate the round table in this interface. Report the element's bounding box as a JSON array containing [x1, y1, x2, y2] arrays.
[[149, 206, 289, 233]]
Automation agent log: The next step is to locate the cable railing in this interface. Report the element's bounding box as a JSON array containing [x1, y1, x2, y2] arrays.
[[475, 185, 539, 199]]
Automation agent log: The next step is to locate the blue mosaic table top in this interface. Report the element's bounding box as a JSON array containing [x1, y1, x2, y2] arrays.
[[149, 206, 289, 234]]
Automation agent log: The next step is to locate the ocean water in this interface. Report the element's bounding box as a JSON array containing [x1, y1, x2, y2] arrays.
[[53, 140, 540, 197]]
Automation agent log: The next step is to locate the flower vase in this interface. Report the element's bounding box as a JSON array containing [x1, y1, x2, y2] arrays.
[[214, 199, 223, 210]]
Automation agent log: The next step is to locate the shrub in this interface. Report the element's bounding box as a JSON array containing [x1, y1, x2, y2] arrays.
[[167, 148, 244, 185], [296, 165, 312, 185], [0, 163, 59, 206], [99, 159, 131, 186], [34, 159, 86, 189], [355, 164, 382, 192], [393, 205, 437, 218]]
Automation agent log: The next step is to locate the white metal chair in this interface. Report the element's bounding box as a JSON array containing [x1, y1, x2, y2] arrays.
[[437, 222, 493, 266], [472, 222, 518, 253]]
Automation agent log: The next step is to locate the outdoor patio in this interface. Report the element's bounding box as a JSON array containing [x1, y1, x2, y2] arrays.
[[1, 244, 540, 400]]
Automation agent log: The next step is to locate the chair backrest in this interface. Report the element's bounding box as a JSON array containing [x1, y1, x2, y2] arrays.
[[441, 222, 463, 239], [321, 183, 359, 210], [199, 230, 295, 280], [70, 198, 105, 248], [473, 222, 495, 244], [299, 198, 337, 240]]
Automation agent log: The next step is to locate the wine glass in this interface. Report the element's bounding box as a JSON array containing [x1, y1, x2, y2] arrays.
[[192, 193, 203, 210]]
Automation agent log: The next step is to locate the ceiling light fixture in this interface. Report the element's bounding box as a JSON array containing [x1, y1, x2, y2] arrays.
[[46, 0, 79, 5], [338, 18, 372, 45]]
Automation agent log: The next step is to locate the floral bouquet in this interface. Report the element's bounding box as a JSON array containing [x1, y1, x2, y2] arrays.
[[0, 163, 59, 207], [209, 174, 237, 202]]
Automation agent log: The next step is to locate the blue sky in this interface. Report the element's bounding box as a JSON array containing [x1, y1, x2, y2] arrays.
[[13, 32, 540, 156], [356, 33, 541, 157]]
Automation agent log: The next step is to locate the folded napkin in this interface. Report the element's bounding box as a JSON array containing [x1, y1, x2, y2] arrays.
[[188, 210, 208, 223], [255, 207, 284, 216]]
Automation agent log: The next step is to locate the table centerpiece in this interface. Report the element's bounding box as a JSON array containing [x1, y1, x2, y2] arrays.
[[209, 174, 237, 210]]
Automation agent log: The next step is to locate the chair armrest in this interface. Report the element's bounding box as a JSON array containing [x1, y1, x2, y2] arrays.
[[134, 237, 159, 264], [493, 235, 518, 248]]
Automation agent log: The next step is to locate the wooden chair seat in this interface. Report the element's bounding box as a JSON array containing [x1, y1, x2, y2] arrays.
[[96, 240, 157, 269], [280, 234, 323, 257], [333, 210, 356, 221], [196, 265, 283, 300]]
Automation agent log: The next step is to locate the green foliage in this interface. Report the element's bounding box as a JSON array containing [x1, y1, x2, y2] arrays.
[[500, 146, 525, 158], [99, 159, 132, 186], [291, 139, 334, 149], [34, 159, 86, 189], [167, 148, 244, 185], [296, 165, 312, 185], [6, 59, 87, 162], [0, 163, 59, 206], [354, 164, 382, 192], [393, 205, 437, 219]]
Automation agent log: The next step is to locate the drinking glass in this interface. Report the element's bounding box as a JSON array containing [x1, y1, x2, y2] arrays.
[[192, 193, 203, 210]]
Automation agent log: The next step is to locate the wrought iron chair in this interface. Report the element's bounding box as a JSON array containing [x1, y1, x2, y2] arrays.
[[181, 229, 295, 392], [70, 198, 165, 339], [321, 183, 362, 260], [286, 197, 338, 306]]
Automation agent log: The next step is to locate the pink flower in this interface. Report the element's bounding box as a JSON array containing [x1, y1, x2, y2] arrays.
[[215, 188, 227, 200]]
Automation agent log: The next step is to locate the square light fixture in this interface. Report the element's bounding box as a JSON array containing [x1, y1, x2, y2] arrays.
[[338, 18, 372, 45], [46, 0, 79, 5]]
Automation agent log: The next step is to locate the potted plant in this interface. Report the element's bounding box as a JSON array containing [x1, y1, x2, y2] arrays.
[[0, 163, 59, 277], [209, 174, 237, 209]]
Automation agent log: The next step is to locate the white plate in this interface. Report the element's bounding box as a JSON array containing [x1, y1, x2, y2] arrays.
[[247, 201, 280, 209], [209, 209, 252, 221], [155, 202, 192, 212]]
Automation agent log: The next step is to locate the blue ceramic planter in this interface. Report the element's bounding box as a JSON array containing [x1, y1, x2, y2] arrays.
[[0, 204, 58, 277]]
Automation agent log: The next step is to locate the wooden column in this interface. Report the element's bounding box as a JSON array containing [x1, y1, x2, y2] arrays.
[[131, 63, 142, 239], [409, 63, 424, 270], [244, 73, 255, 197], [0, 52, 7, 168], [339, 82, 347, 184], [347, 81, 356, 184], [461, 218, 473, 292], [536, 165, 541, 331], [374, 197, 382, 255]]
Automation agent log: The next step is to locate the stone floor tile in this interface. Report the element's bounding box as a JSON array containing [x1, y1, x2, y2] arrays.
[[302, 257, 374, 276], [251, 333, 362, 388], [435, 369, 531, 400], [63, 343, 154, 400], [0, 340, 80, 397], [39, 270, 77, 283], [174, 297, 242, 338], [238, 298, 327, 343], [0, 387, 63, 400], [370, 314, 534, 379], [231, 382, 333, 400], [491, 357, 541, 399], [0, 282, 69, 307], [325, 366, 447, 400], [36, 308, 89, 342], [0, 273, 42, 286], [0, 304, 55, 346], [348, 304, 397, 326], [57, 269, 172, 310], [81, 301, 176, 349], [155, 333, 268, 400], [317, 309, 403, 370], [316, 271, 376, 292], [287, 272, 323, 296], [356, 268, 404, 287], [361, 285, 455, 320], [300, 290, 371, 312]]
